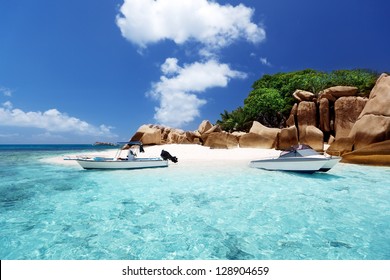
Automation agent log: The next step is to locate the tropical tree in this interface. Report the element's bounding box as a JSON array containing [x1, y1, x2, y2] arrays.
[[217, 69, 379, 132]]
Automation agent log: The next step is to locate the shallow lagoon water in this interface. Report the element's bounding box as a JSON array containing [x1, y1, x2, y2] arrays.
[[0, 145, 389, 260]]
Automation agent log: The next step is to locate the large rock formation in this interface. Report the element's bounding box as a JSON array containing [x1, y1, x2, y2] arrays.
[[328, 73, 390, 157], [348, 74, 390, 149], [296, 101, 321, 148], [341, 140, 390, 165], [197, 120, 213, 134], [130, 124, 162, 145], [239, 133, 275, 149], [334, 96, 368, 139], [236, 121, 280, 149], [293, 89, 315, 102], [276, 126, 299, 150], [200, 124, 223, 144], [204, 132, 238, 149], [249, 121, 280, 136], [319, 86, 358, 99], [299, 125, 324, 151], [319, 98, 330, 132], [297, 101, 317, 128], [130, 124, 201, 145]]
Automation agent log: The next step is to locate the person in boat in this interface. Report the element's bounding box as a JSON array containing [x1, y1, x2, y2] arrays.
[[117, 149, 136, 160]]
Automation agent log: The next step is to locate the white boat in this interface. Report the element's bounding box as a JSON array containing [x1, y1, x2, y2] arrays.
[[249, 144, 340, 173], [76, 141, 176, 170]]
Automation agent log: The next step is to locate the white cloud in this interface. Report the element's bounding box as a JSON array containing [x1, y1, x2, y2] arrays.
[[260, 57, 272, 67], [0, 86, 13, 97], [116, 0, 265, 53], [0, 102, 117, 138], [149, 58, 246, 127], [2, 101, 13, 110]]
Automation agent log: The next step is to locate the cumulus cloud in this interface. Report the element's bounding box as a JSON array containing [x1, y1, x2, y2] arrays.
[[149, 58, 246, 127], [116, 0, 265, 53], [0, 102, 117, 138]]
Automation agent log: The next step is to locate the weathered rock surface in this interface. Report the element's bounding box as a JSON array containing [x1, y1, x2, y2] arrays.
[[319, 98, 330, 132], [334, 96, 368, 139], [349, 115, 390, 150], [320, 86, 358, 98], [131, 124, 200, 145], [198, 120, 213, 134], [297, 101, 317, 130], [203, 132, 238, 149], [286, 103, 298, 127], [341, 140, 390, 166], [346, 73, 390, 150], [293, 89, 315, 101], [327, 137, 354, 156], [239, 132, 275, 149], [276, 126, 299, 150], [130, 124, 162, 145], [299, 125, 324, 151], [250, 121, 280, 139], [200, 124, 223, 143]]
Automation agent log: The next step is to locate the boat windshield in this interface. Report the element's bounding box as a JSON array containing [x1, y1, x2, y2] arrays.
[[280, 144, 319, 157]]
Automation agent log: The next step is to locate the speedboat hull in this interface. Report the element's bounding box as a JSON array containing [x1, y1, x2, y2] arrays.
[[76, 158, 168, 170], [319, 157, 341, 172], [250, 156, 341, 173]]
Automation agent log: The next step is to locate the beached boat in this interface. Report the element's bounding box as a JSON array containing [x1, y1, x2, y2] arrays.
[[249, 144, 340, 173], [76, 141, 177, 170]]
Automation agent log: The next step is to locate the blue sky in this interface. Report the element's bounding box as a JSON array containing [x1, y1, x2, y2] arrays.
[[0, 0, 389, 144]]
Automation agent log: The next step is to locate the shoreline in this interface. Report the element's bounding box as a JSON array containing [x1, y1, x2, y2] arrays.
[[41, 144, 283, 167]]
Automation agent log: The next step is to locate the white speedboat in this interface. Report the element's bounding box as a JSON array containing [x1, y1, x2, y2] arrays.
[[76, 141, 176, 170], [249, 144, 340, 173]]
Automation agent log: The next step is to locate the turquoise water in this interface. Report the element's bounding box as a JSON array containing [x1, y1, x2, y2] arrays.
[[0, 145, 389, 260]]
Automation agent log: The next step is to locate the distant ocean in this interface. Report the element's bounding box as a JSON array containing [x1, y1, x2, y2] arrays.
[[0, 144, 389, 260]]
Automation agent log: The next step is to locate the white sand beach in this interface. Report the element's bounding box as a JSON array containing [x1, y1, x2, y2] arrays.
[[41, 144, 283, 167]]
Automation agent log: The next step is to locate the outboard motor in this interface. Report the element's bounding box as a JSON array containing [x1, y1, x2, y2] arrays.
[[160, 150, 178, 163]]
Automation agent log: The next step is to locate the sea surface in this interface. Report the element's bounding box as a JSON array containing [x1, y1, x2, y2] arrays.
[[0, 144, 389, 260]]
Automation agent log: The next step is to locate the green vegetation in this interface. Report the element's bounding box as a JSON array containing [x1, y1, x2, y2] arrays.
[[217, 69, 378, 132]]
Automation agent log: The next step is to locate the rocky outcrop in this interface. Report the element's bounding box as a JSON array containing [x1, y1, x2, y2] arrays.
[[319, 86, 358, 99], [250, 121, 280, 138], [296, 101, 322, 148], [286, 103, 298, 127], [200, 124, 223, 144], [203, 132, 238, 149], [197, 120, 213, 134], [319, 98, 330, 132], [130, 124, 201, 145], [326, 137, 354, 155], [297, 101, 317, 128], [239, 133, 274, 149], [130, 124, 162, 145], [328, 73, 390, 160], [334, 97, 368, 139], [299, 125, 324, 151], [127, 74, 388, 165], [348, 74, 390, 150], [93, 142, 118, 146], [236, 121, 281, 149], [341, 140, 390, 165], [293, 90, 315, 102], [276, 126, 299, 150]]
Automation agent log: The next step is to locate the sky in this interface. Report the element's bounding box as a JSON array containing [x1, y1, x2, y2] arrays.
[[0, 0, 389, 144]]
